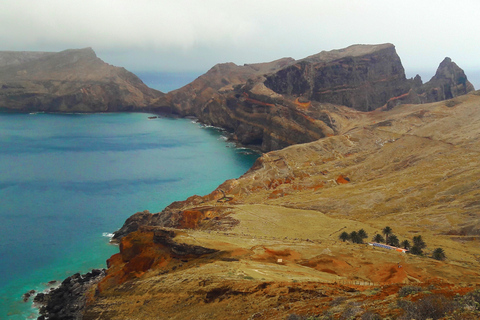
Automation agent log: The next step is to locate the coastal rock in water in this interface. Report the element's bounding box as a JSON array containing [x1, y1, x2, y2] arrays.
[[22, 289, 36, 302], [0, 48, 163, 113], [34, 269, 106, 320]]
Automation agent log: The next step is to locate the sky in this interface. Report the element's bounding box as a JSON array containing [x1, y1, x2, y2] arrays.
[[2, 0, 480, 89]]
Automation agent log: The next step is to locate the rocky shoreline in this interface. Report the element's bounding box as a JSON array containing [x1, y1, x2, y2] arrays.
[[33, 269, 105, 320]]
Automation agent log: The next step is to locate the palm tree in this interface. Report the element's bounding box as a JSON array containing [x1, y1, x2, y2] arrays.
[[413, 235, 426, 249], [410, 246, 423, 255], [358, 229, 368, 241], [382, 226, 392, 243], [387, 234, 400, 247], [432, 248, 446, 261], [401, 240, 411, 250], [373, 233, 385, 243], [339, 231, 350, 242], [350, 231, 361, 244]]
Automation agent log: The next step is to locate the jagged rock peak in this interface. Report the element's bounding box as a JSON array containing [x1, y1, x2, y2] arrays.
[[426, 56, 475, 100], [432, 57, 470, 83]]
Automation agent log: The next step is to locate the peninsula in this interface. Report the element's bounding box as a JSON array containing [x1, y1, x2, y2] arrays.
[[9, 44, 480, 319]]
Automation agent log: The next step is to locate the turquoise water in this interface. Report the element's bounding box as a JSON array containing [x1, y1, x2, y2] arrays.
[[0, 113, 258, 319]]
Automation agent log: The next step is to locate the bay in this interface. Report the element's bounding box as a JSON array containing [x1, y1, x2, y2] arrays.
[[0, 112, 258, 319]]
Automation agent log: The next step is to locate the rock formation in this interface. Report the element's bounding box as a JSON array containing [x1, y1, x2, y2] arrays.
[[0, 48, 163, 112], [155, 43, 474, 152], [386, 57, 475, 108], [34, 269, 105, 320]]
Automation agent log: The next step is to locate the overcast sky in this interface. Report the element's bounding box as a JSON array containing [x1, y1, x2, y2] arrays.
[[2, 0, 480, 87]]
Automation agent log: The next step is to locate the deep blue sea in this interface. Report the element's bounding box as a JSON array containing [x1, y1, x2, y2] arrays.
[[0, 112, 258, 319]]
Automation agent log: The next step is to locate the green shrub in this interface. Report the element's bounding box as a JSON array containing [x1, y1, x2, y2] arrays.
[[432, 247, 446, 261]]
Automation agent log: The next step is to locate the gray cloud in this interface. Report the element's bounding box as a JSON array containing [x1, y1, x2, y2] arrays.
[[1, 0, 480, 86]]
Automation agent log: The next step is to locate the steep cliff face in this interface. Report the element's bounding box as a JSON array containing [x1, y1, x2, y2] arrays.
[[264, 44, 410, 111], [158, 44, 474, 152], [0, 48, 163, 112]]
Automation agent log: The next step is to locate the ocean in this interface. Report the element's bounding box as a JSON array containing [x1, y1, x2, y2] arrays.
[[0, 112, 258, 319]]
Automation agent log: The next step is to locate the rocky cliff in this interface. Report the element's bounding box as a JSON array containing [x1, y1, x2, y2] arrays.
[[84, 90, 480, 319], [32, 44, 480, 319], [156, 43, 474, 152], [0, 48, 163, 112]]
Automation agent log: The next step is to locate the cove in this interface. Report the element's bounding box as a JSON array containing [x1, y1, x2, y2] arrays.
[[0, 112, 259, 319]]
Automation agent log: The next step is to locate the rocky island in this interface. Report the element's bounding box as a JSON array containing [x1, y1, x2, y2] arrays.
[[12, 44, 480, 319]]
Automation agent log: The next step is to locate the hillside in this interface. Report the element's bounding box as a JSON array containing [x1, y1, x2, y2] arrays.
[[32, 44, 480, 319], [0, 48, 163, 112], [64, 91, 480, 320]]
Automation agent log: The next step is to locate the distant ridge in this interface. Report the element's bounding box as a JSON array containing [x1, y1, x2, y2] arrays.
[[0, 48, 163, 112]]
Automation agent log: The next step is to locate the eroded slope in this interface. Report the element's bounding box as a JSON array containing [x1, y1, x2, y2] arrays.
[[80, 92, 480, 319]]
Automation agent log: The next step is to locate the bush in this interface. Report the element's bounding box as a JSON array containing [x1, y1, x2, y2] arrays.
[[455, 289, 480, 311], [330, 296, 347, 306], [398, 294, 456, 319], [361, 311, 382, 320], [432, 247, 446, 261], [340, 305, 362, 320], [398, 285, 423, 297]]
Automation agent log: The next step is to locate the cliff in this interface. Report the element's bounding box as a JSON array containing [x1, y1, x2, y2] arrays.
[[155, 44, 474, 152], [83, 91, 480, 319], [32, 44, 480, 319], [0, 48, 163, 112]]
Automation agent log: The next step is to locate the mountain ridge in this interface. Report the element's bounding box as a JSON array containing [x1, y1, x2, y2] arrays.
[[0, 48, 163, 112], [155, 43, 474, 152]]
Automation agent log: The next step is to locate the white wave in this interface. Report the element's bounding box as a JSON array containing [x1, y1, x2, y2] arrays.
[[102, 232, 114, 238]]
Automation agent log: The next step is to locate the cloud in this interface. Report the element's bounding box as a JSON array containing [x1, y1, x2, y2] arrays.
[[0, 0, 255, 50], [1, 0, 479, 78]]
